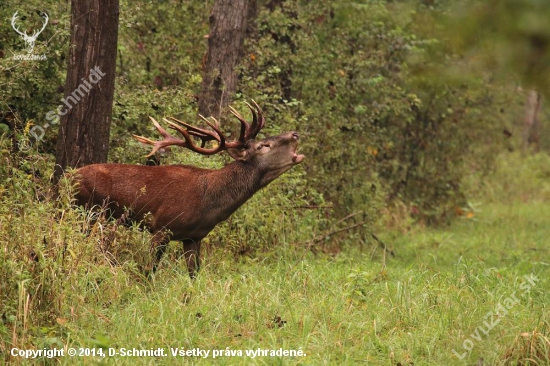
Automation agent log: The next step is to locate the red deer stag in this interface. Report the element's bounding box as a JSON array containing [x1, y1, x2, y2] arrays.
[[75, 101, 304, 277]]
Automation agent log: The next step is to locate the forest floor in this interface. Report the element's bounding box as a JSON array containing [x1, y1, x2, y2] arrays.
[[47, 201, 548, 365]]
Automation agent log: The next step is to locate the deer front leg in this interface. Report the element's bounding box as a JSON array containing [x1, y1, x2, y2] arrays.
[[150, 231, 170, 274], [183, 239, 201, 279]]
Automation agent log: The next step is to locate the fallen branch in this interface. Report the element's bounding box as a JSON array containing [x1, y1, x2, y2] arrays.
[[308, 220, 368, 248]]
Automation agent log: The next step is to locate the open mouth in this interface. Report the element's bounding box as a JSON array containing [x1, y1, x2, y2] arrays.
[[292, 149, 305, 164], [290, 133, 304, 163]]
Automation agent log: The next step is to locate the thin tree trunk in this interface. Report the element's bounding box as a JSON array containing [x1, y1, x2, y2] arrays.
[[54, 0, 119, 181], [198, 0, 252, 119], [522, 90, 542, 153]]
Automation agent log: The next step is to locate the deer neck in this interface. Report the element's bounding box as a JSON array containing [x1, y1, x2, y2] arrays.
[[203, 161, 263, 219]]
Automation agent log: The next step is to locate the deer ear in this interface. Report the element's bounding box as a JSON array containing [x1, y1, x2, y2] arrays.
[[227, 148, 248, 161]]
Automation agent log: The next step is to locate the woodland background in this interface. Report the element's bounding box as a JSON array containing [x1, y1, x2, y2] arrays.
[[1, 0, 549, 364]]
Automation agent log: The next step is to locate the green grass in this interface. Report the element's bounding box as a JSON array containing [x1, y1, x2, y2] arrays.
[[5, 202, 549, 365], [2, 153, 550, 365]]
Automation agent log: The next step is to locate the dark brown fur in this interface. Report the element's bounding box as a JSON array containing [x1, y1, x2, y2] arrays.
[[75, 131, 304, 277]]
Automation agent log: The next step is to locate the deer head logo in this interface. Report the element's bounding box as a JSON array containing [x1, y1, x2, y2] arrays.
[[11, 11, 49, 54]]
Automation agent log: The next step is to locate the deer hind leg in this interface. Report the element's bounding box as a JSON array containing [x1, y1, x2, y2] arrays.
[[150, 231, 170, 274], [183, 239, 201, 279]]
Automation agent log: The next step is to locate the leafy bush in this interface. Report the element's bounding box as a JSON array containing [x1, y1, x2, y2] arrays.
[[240, 0, 516, 223]]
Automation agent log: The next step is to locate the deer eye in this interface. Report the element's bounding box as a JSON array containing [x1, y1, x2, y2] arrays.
[[257, 145, 264, 150]]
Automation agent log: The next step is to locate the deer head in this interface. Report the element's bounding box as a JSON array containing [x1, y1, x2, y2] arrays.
[[133, 100, 304, 186], [11, 11, 49, 54]]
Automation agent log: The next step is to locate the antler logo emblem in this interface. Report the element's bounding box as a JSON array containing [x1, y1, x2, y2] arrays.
[[11, 11, 49, 54]]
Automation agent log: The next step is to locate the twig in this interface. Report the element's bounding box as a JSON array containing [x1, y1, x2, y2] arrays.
[[292, 205, 333, 209], [334, 212, 361, 226], [308, 221, 368, 248], [84, 307, 111, 323], [370, 233, 394, 257]]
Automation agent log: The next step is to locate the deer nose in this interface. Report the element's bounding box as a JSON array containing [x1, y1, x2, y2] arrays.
[[292, 132, 299, 140]]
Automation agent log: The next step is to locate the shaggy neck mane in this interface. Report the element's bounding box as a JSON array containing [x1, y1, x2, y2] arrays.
[[203, 161, 264, 217]]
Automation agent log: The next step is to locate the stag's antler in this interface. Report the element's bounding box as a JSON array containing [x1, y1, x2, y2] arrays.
[[133, 100, 266, 157], [228, 100, 265, 142]]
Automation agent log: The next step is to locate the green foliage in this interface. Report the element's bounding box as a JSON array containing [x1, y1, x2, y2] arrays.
[[239, 0, 514, 223], [117, 0, 209, 87], [465, 151, 550, 204], [0, 1, 70, 152], [416, 0, 550, 96], [2, 0, 523, 226], [110, 0, 209, 156]]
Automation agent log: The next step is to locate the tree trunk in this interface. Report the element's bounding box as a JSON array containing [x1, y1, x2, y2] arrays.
[[54, 0, 119, 182], [198, 0, 253, 119], [522, 89, 542, 153]]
